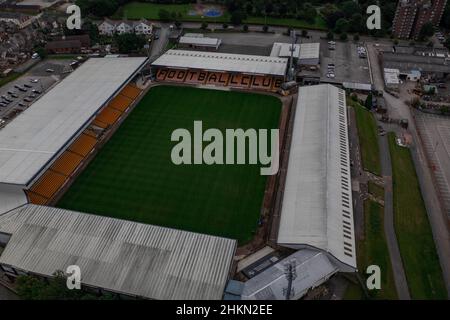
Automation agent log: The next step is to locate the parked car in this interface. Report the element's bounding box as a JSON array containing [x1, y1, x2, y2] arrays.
[[24, 84, 32, 88], [18, 87, 27, 92], [18, 102, 26, 107], [46, 68, 55, 73], [24, 98, 32, 102], [7, 90, 15, 95], [10, 94, 18, 98], [30, 79, 39, 83], [32, 89, 41, 94]]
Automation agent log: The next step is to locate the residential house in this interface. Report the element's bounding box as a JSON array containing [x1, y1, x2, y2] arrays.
[[98, 19, 153, 36]]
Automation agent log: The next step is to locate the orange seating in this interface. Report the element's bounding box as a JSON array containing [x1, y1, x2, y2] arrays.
[[120, 85, 141, 100], [27, 191, 49, 205], [109, 94, 133, 112], [69, 134, 97, 157], [92, 119, 108, 129], [95, 107, 122, 126], [30, 171, 67, 199], [50, 151, 84, 176]]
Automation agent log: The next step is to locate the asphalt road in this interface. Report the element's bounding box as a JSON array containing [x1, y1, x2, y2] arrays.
[[378, 132, 411, 299]]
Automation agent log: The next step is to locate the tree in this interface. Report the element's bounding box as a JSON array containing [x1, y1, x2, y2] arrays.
[[222, 23, 228, 29], [349, 13, 364, 33], [158, 9, 171, 22], [201, 22, 208, 30], [301, 29, 308, 38], [35, 47, 47, 59], [175, 20, 182, 29], [444, 37, 450, 49], [76, 0, 118, 17], [243, 24, 249, 32], [418, 22, 435, 40], [365, 92, 373, 110], [16, 271, 116, 300], [334, 18, 349, 34], [341, 0, 360, 18], [339, 32, 348, 41], [353, 33, 360, 42], [327, 31, 334, 40], [441, 1, 450, 28], [262, 25, 269, 33], [231, 10, 245, 25], [114, 33, 146, 54]]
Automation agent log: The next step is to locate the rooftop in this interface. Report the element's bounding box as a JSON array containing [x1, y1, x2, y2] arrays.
[[242, 249, 339, 300], [179, 36, 222, 48], [277, 84, 356, 269], [0, 57, 147, 186], [0, 204, 237, 300], [270, 42, 320, 61], [152, 50, 288, 76]]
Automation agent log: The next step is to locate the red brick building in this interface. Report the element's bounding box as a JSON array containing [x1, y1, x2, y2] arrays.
[[392, 0, 447, 39]]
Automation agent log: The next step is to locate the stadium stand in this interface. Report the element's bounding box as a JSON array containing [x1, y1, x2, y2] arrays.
[[152, 50, 288, 92], [95, 107, 123, 126], [30, 171, 67, 199], [206, 72, 230, 86], [185, 70, 208, 84], [120, 84, 141, 100], [68, 133, 97, 157], [108, 94, 133, 112], [26, 192, 49, 205], [27, 82, 143, 205], [50, 151, 84, 176]]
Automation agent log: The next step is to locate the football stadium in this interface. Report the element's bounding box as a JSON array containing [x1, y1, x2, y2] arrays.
[[0, 50, 356, 300]]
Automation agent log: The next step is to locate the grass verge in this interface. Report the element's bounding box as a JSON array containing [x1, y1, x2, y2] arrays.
[[388, 133, 447, 299]]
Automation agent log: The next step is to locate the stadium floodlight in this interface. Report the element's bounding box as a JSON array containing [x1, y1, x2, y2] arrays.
[[283, 258, 297, 300]]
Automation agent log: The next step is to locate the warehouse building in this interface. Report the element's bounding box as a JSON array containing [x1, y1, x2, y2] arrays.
[[384, 68, 401, 90], [270, 42, 320, 66], [276, 84, 357, 271], [0, 205, 236, 300], [178, 34, 222, 51], [380, 46, 450, 80]]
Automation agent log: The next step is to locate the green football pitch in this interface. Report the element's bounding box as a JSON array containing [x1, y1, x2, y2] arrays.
[[57, 85, 281, 244]]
